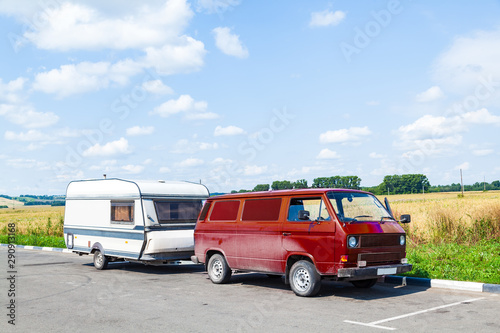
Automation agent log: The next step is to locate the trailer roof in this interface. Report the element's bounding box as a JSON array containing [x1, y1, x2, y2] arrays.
[[66, 178, 209, 200]]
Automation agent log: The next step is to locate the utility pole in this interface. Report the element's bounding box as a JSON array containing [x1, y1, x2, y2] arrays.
[[460, 169, 464, 196]]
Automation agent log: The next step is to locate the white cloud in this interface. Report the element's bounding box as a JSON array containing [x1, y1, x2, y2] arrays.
[[433, 29, 500, 96], [141, 80, 174, 95], [366, 100, 380, 106], [177, 158, 204, 167], [455, 162, 470, 171], [244, 165, 267, 176], [0, 77, 27, 104], [4, 130, 53, 142], [126, 126, 155, 136], [22, 1, 194, 51], [309, 9, 346, 27], [415, 86, 444, 102], [33, 60, 142, 98], [319, 126, 371, 144], [369, 152, 385, 159], [462, 108, 500, 125], [171, 139, 219, 153], [143, 36, 206, 75], [214, 125, 245, 136], [316, 148, 340, 159], [122, 164, 144, 174], [159, 166, 171, 173], [212, 27, 249, 58], [196, 0, 241, 13], [82, 138, 131, 157], [472, 149, 493, 156], [0, 104, 59, 128], [150, 94, 212, 120]]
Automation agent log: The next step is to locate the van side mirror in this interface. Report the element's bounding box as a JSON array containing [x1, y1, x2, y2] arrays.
[[298, 210, 310, 220], [399, 214, 411, 223]]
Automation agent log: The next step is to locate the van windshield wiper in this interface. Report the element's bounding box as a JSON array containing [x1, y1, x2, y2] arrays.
[[349, 215, 372, 223], [380, 216, 395, 221]]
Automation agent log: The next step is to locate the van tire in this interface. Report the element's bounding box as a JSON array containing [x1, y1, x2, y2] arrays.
[[207, 254, 232, 284], [93, 250, 108, 270], [289, 260, 321, 297], [351, 278, 377, 288]]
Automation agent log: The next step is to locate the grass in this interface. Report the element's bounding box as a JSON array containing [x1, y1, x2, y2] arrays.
[[404, 239, 500, 284]]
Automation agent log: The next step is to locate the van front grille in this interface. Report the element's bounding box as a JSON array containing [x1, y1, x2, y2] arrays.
[[358, 252, 401, 265], [359, 234, 401, 247]]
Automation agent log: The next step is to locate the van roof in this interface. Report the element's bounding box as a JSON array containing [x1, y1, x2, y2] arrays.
[[209, 188, 370, 200], [66, 178, 210, 200]]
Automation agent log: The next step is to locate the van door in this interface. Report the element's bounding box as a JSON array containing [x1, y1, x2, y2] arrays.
[[236, 197, 284, 273], [282, 196, 336, 274]]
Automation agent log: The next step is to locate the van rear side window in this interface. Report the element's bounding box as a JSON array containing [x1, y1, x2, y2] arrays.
[[154, 200, 202, 224], [242, 198, 281, 221], [209, 200, 240, 221]]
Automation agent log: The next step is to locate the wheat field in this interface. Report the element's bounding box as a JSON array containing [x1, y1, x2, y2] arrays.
[[381, 191, 500, 244]]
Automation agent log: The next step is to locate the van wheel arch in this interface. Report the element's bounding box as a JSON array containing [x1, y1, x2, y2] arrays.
[[285, 255, 316, 285]]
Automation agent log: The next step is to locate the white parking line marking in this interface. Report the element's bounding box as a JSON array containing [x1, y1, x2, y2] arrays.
[[345, 297, 485, 330]]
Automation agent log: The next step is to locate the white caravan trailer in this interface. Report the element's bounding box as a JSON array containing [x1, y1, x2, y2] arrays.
[[64, 179, 209, 269]]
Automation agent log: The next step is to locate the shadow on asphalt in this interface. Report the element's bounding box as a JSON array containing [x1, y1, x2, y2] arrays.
[[228, 272, 428, 300], [83, 261, 206, 274], [82, 261, 428, 300]]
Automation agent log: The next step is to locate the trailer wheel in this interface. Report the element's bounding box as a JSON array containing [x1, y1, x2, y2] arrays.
[[93, 250, 109, 270], [351, 278, 377, 288], [207, 254, 232, 284], [289, 260, 321, 297]]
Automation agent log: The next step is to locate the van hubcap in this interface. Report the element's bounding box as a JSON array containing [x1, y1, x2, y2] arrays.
[[212, 260, 223, 278], [293, 268, 310, 291]]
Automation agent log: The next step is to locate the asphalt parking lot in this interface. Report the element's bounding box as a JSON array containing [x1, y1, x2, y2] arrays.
[[1, 248, 499, 332]]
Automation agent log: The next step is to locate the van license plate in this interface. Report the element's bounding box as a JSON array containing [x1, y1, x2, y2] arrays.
[[377, 267, 397, 275]]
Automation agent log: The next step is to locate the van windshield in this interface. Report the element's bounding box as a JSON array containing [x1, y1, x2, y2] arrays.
[[154, 200, 203, 224], [327, 192, 393, 223]]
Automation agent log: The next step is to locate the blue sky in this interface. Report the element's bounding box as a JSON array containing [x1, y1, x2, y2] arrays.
[[1, 0, 500, 195]]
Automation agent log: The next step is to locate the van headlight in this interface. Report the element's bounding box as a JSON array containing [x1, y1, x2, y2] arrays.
[[348, 236, 358, 248], [400, 235, 406, 246]]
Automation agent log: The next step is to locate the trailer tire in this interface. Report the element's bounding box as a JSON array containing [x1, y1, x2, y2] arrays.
[[351, 278, 377, 288], [289, 260, 321, 297], [93, 250, 109, 270], [207, 254, 231, 284]]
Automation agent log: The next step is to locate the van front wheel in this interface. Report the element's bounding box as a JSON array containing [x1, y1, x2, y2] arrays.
[[207, 254, 232, 284], [93, 250, 108, 270], [289, 260, 321, 297]]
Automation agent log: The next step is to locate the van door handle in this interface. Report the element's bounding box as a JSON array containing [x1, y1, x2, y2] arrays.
[[283, 232, 291, 236]]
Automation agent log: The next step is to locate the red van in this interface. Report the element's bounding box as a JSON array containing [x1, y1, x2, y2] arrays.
[[192, 189, 412, 296]]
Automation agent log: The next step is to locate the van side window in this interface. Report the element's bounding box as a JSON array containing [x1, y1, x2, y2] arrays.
[[154, 200, 202, 224], [288, 197, 330, 222], [209, 200, 240, 221], [242, 198, 282, 221], [198, 202, 211, 221], [111, 201, 134, 224]]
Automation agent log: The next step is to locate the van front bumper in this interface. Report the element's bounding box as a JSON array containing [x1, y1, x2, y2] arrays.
[[337, 263, 412, 280]]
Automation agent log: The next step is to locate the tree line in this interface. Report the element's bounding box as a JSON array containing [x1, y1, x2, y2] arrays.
[[231, 174, 500, 195]]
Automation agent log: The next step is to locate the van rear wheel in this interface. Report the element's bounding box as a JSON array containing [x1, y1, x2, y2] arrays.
[[207, 254, 232, 284], [351, 278, 377, 288], [93, 250, 108, 270], [289, 260, 321, 297]]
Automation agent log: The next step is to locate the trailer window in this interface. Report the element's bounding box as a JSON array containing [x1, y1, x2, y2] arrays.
[[154, 200, 202, 224], [111, 201, 134, 224]]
